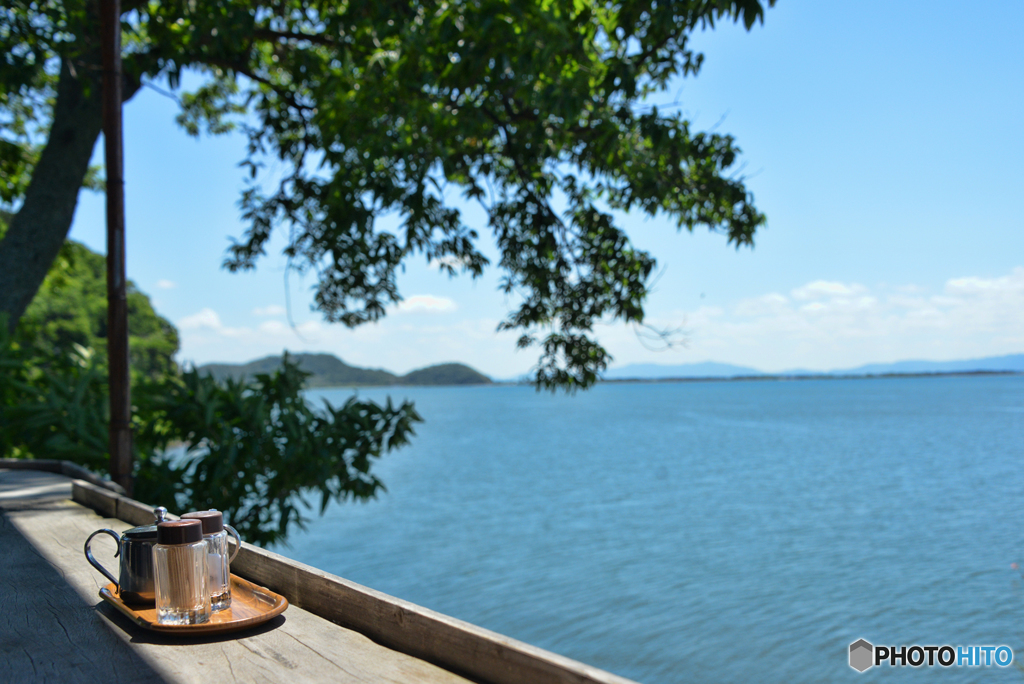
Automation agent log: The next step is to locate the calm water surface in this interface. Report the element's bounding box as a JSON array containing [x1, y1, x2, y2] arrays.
[[278, 376, 1024, 683]]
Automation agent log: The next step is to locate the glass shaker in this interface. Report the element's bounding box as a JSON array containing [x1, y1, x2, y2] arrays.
[[153, 519, 211, 625], [181, 509, 241, 611]]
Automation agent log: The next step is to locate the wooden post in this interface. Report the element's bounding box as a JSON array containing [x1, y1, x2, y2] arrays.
[[101, 0, 132, 496]]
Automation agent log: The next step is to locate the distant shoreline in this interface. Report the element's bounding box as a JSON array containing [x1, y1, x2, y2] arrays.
[[307, 369, 1022, 390], [590, 369, 1022, 384], [202, 351, 1024, 389]]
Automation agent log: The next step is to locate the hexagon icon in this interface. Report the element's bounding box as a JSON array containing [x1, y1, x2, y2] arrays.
[[849, 639, 874, 672]]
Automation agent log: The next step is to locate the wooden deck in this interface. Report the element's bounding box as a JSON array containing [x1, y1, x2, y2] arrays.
[[0, 467, 639, 684]]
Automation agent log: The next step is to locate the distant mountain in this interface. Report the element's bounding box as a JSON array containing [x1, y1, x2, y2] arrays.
[[600, 354, 1024, 381], [197, 353, 491, 388], [822, 353, 1024, 377], [602, 361, 763, 380], [200, 353, 396, 387]]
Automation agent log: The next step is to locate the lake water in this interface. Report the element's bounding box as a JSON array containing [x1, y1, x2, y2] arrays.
[[277, 376, 1024, 683]]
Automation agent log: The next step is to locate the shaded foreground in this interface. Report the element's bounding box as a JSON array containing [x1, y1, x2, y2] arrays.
[[0, 466, 637, 684]]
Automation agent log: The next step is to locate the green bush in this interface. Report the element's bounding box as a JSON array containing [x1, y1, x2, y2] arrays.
[[135, 356, 420, 546], [0, 321, 109, 468]]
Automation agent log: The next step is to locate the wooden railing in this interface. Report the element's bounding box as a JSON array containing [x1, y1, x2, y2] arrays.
[[0, 458, 125, 494], [69, 478, 638, 684]]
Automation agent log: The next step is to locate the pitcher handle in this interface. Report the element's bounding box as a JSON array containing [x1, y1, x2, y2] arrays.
[[84, 529, 122, 589], [225, 524, 242, 564]]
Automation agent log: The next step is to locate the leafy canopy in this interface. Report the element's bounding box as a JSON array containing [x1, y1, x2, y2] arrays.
[[1, 0, 770, 389]]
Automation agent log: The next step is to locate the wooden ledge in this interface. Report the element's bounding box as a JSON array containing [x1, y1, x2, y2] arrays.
[[3, 470, 474, 684], [71, 479, 638, 684], [0, 457, 125, 494]]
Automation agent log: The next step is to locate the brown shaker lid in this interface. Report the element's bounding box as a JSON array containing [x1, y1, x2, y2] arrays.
[[156, 519, 203, 545], [181, 509, 224, 534]]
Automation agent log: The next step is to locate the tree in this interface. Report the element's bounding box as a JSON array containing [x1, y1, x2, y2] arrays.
[[0, 0, 771, 390], [15, 239, 180, 381], [0, 238, 179, 466], [1, 239, 421, 545]]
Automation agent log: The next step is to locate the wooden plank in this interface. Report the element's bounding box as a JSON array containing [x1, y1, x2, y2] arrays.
[[69, 477, 638, 684], [61, 460, 126, 494], [71, 478, 120, 519], [73, 479, 167, 525], [0, 468, 71, 506], [0, 457, 63, 472], [118, 491, 169, 525], [6, 479, 477, 684], [0, 503, 161, 683], [0, 458, 125, 493]]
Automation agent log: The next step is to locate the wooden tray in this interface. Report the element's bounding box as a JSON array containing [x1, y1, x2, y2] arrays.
[[100, 574, 288, 635]]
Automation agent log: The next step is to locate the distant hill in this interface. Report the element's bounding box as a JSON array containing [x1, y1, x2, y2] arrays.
[[401, 363, 492, 386], [197, 353, 491, 388]]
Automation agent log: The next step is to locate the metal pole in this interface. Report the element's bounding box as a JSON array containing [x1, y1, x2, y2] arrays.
[[101, 0, 132, 495]]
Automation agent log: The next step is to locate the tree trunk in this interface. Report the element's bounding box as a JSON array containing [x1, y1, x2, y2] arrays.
[[0, 59, 105, 334]]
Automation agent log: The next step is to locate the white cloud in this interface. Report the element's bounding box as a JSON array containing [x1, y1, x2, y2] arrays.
[[177, 308, 223, 330], [176, 308, 250, 339], [790, 280, 867, 301], [156, 279, 177, 289], [395, 294, 458, 314], [598, 268, 1024, 373], [945, 268, 1024, 296], [252, 305, 287, 316]]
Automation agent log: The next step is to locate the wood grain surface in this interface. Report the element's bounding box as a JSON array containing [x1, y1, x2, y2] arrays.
[[1, 469, 476, 684]]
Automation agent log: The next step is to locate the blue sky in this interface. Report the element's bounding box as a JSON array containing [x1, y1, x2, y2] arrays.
[[68, 1, 1024, 378]]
